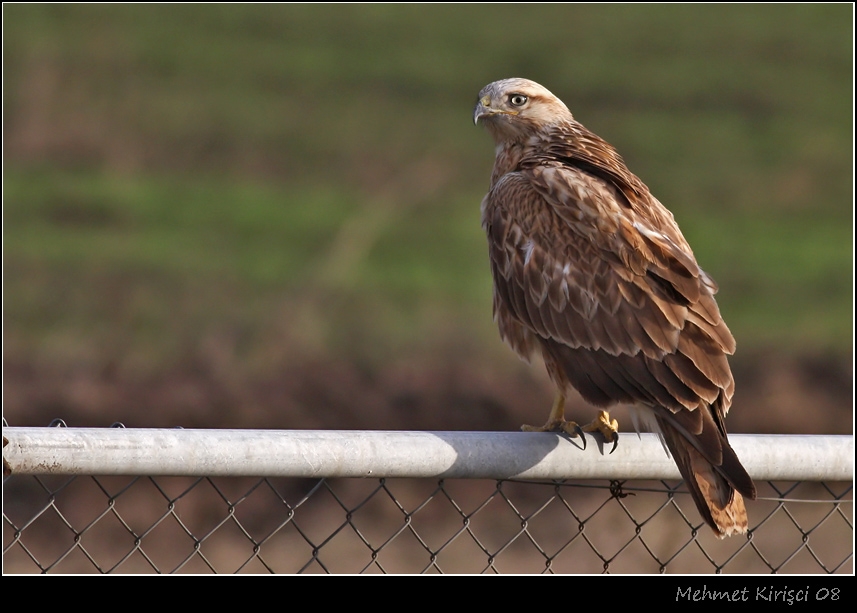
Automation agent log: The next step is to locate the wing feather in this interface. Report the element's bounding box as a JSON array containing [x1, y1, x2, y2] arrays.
[[483, 163, 736, 414]]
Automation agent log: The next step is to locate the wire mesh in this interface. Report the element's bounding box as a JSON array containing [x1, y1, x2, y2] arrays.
[[4, 471, 852, 574]]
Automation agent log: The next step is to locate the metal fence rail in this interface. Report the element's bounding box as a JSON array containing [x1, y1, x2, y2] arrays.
[[3, 425, 853, 574]]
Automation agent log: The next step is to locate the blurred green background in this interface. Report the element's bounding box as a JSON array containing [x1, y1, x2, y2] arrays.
[[3, 4, 852, 433]]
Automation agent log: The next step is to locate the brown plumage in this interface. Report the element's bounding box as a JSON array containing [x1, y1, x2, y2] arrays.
[[474, 78, 755, 538]]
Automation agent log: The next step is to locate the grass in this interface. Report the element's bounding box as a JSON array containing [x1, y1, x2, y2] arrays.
[[3, 4, 853, 376]]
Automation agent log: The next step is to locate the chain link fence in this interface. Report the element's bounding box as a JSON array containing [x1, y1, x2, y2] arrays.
[[3, 423, 853, 574]]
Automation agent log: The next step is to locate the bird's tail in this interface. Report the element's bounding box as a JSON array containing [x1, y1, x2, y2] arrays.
[[655, 409, 756, 538]]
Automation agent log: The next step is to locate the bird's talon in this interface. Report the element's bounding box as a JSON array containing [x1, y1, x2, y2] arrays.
[[581, 410, 620, 451], [569, 422, 586, 448], [522, 416, 586, 449], [609, 431, 619, 454]]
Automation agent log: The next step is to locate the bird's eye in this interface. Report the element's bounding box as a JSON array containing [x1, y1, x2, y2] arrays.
[[509, 94, 528, 107]]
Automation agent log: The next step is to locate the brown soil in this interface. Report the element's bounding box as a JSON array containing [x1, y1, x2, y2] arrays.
[[3, 349, 851, 435]]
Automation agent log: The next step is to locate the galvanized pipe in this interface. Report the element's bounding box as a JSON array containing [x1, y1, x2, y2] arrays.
[[3, 428, 853, 481]]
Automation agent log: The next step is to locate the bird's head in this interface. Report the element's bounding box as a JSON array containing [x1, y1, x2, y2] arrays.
[[474, 78, 573, 143]]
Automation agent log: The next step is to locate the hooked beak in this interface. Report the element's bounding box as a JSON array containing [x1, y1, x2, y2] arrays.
[[473, 95, 496, 125], [474, 95, 516, 125]]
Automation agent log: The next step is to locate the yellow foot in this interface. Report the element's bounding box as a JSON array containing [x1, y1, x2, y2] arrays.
[[520, 392, 584, 441], [581, 410, 619, 453], [521, 419, 585, 439]]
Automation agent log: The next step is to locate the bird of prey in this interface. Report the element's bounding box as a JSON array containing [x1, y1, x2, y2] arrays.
[[474, 78, 756, 537]]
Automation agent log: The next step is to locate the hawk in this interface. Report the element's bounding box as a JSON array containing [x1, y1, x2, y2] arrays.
[[474, 78, 756, 537]]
